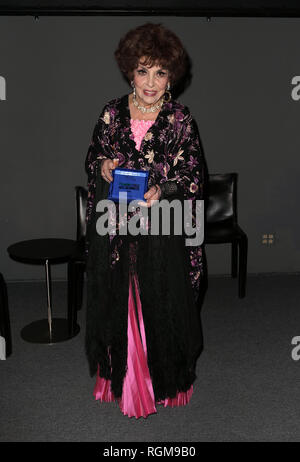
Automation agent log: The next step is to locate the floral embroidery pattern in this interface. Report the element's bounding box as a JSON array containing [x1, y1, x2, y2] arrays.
[[173, 149, 185, 167], [85, 94, 205, 300], [101, 111, 110, 125], [145, 149, 155, 164]]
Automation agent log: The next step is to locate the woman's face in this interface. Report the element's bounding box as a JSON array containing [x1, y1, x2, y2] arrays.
[[132, 57, 170, 108]]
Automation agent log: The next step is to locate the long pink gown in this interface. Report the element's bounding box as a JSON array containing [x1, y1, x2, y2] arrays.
[[93, 118, 193, 419]]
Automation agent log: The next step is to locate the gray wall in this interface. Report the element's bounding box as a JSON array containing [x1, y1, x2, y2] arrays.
[[1, 16, 299, 281]]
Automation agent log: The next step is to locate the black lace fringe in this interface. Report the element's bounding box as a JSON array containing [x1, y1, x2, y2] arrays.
[[85, 169, 204, 400]]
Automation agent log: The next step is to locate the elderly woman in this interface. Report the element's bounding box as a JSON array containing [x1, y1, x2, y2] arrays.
[[85, 22, 207, 419]]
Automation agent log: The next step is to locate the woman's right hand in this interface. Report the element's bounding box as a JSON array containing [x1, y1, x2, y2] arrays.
[[100, 158, 119, 183]]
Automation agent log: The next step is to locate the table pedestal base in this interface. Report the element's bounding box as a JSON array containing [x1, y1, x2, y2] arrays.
[[20, 318, 80, 344]]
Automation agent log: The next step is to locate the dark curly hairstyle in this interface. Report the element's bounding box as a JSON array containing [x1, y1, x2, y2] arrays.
[[114, 23, 188, 87]]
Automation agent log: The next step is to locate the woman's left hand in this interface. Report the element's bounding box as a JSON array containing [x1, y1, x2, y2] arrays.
[[138, 185, 161, 207]]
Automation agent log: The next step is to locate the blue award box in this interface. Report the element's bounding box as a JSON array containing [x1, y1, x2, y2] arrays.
[[108, 167, 149, 203]]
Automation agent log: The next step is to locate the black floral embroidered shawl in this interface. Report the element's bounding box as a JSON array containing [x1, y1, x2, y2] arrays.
[[84, 93, 206, 401]]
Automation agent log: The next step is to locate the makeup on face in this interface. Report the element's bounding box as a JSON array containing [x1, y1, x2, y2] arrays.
[[133, 61, 169, 107]]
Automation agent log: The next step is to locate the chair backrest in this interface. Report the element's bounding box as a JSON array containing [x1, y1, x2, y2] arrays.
[[75, 186, 88, 242], [76, 174, 238, 237], [205, 173, 238, 225]]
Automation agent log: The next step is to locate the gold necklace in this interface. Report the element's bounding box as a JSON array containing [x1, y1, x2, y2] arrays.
[[132, 92, 164, 114]]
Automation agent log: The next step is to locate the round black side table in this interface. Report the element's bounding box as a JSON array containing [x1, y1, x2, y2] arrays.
[[7, 238, 80, 344]]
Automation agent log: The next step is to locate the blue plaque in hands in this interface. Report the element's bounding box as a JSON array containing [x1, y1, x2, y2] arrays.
[[108, 167, 149, 203]]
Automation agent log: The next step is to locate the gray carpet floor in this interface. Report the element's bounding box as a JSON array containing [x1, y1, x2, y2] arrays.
[[1, 274, 300, 442]]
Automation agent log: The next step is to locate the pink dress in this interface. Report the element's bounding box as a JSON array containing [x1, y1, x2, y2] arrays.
[[93, 118, 194, 418]]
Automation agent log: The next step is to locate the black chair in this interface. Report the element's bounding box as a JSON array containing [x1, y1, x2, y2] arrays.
[[72, 174, 248, 305], [68, 186, 88, 311], [204, 173, 248, 298], [0, 272, 12, 357]]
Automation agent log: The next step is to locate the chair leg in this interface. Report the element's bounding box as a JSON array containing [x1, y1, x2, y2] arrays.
[[231, 241, 238, 278], [67, 260, 78, 336], [238, 236, 248, 298]]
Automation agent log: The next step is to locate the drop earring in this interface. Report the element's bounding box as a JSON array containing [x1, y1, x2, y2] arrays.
[[131, 80, 136, 98], [164, 82, 172, 103]]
